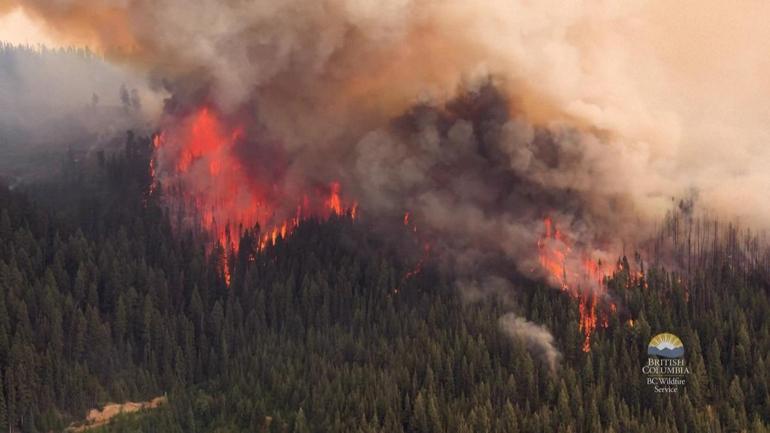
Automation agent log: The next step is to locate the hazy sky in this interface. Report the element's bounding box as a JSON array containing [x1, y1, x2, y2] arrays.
[[2, 0, 770, 229], [0, 7, 61, 47], [0, 5, 159, 163]]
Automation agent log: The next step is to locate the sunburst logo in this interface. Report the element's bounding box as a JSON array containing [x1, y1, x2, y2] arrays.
[[647, 333, 684, 358], [643, 332, 689, 393]]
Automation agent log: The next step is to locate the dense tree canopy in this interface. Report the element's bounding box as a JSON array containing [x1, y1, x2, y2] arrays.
[[0, 136, 768, 432]]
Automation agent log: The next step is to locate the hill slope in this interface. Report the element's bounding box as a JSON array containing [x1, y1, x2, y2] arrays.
[[0, 142, 768, 432]]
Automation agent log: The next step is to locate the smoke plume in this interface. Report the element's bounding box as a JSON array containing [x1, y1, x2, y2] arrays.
[[459, 277, 561, 369], [6, 0, 770, 361], [10, 0, 770, 223], [498, 313, 560, 372]]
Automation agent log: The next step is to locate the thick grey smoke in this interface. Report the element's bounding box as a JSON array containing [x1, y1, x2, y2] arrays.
[[6, 0, 770, 362], [498, 313, 560, 372], [346, 82, 631, 281], [8, 0, 770, 226], [459, 277, 561, 371]]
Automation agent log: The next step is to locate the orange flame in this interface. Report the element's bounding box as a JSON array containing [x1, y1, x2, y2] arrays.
[[537, 217, 615, 352], [153, 108, 358, 285], [145, 133, 163, 201], [393, 211, 431, 293], [326, 181, 343, 215]]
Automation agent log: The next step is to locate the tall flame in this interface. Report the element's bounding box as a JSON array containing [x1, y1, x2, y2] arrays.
[[152, 107, 357, 284], [537, 217, 615, 352]]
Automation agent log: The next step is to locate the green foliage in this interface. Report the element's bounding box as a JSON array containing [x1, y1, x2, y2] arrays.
[[0, 138, 767, 432]]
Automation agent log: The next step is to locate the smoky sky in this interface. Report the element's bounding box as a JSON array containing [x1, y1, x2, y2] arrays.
[[5, 0, 770, 365], [9, 0, 770, 228]]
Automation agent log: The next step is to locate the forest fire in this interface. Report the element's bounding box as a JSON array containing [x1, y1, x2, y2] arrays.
[[537, 217, 616, 352], [151, 107, 358, 284], [392, 211, 431, 294]]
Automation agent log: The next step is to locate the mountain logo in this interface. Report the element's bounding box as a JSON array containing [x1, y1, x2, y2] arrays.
[[642, 332, 689, 393], [647, 333, 684, 358]]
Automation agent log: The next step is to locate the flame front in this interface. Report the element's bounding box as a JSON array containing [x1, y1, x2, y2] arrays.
[[537, 217, 615, 352], [152, 108, 357, 284]]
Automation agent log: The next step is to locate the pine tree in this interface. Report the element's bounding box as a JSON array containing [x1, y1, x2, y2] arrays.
[[293, 408, 309, 433]]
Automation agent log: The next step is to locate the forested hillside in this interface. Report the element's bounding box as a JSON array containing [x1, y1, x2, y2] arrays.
[[0, 138, 768, 433]]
